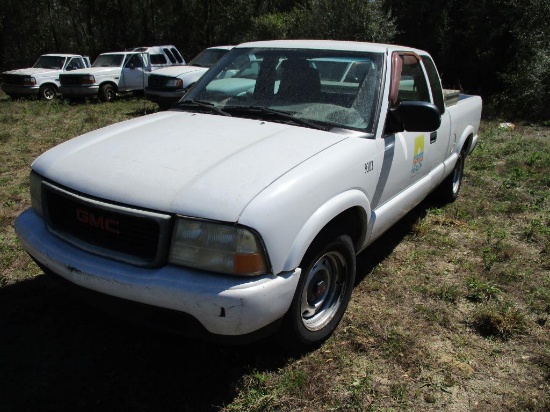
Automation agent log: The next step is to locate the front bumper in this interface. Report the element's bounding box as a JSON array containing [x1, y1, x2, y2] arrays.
[[1, 84, 39, 96], [145, 88, 185, 106], [15, 209, 300, 338], [59, 85, 99, 97]]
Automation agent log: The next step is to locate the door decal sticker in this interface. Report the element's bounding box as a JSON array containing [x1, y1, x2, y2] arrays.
[[411, 134, 424, 176]]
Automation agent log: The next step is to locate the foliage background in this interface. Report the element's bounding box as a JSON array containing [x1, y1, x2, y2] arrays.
[[0, 0, 548, 120]]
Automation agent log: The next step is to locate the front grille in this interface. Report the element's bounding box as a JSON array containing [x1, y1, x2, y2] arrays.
[[147, 75, 169, 89], [43, 183, 172, 267], [2, 74, 25, 85], [59, 74, 85, 86]]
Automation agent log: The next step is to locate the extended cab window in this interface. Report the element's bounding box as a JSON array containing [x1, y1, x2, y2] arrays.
[[398, 59, 430, 103], [171, 48, 185, 64], [163, 48, 177, 64], [150, 54, 168, 65]]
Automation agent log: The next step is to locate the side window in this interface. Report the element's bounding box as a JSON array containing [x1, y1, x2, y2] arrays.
[[150, 54, 168, 65], [422, 56, 445, 114], [171, 48, 185, 64], [66, 58, 84, 71], [163, 48, 176, 64], [125, 54, 144, 68], [398, 58, 430, 103]]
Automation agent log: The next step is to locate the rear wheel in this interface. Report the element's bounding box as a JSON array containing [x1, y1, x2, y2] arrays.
[[434, 147, 466, 204], [280, 232, 356, 350], [98, 84, 116, 102], [39, 84, 58, 100]]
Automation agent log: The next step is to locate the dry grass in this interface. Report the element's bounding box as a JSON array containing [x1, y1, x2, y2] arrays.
[[0, 92, 549, 411]]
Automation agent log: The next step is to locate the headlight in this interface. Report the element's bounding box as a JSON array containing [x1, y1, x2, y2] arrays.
[[29, 171, 44, 217], [165, 78, 183, 88], [169, 218, 268, 276], [82, 75, 95, 85], [23, 76, 37, 86]]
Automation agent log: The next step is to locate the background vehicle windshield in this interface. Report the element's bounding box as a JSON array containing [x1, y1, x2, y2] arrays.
[[184, 47, 384, 132], [188, 49, 231, 68], [93, 54, 125, 67], [33, 56, 66, 69]]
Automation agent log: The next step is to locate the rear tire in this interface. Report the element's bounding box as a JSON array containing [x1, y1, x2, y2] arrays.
[[98, 84, 116, 102], [434, 148, 466, 204], [39, 84, 58, 100], [280, 232, 356, 351]]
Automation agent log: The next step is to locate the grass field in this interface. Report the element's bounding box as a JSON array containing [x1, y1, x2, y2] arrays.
[[0, 93, 548, 411]]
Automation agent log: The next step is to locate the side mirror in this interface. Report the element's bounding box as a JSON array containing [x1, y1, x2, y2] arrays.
[[387, 101, 441, 133]]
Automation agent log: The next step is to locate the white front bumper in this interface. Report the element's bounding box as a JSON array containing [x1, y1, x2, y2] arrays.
[[15, 209, 300, 336]]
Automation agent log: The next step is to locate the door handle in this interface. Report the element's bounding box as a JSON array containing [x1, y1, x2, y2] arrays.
[[430, 131, 437, 144]]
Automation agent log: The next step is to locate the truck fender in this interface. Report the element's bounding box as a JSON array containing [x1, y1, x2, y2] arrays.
[[100, 81, 118, 92], [455, 125, 476, 157], [283, 189, 370, 272], [444, 125, 476, 175]]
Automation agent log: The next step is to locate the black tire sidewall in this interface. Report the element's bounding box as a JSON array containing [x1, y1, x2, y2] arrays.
[[99, 84, 115, 102], [434, 148, 466, 204], [40, 85, 57, 100], [282, 233, 356, 348]]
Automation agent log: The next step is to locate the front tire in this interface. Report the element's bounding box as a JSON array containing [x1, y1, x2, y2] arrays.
[[280, 233, 356, 350], [98, 84, 116, 102], [39, 84, 58, 100]]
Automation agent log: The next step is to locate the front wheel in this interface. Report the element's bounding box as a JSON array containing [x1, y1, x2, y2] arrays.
[[280, 233, 356, 350], [98, 84, 116, 102], [39, 84, 58, 100]]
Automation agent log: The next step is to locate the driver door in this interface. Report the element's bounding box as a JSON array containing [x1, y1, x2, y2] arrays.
[[120, 53, 150, 91], [372, 52, 434, 209]]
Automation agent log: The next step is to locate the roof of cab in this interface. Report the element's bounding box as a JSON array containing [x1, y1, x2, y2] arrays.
[[42, 54, 84, 58], [234, 40, 424, 55]]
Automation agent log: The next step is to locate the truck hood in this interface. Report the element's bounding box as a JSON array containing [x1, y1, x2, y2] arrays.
[[33, 111, 347, 222], [3, 68, 59, 76], [151, 65, 207, 78]]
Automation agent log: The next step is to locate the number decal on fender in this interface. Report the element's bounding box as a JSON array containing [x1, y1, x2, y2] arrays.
[[365, 161, 374, 173]]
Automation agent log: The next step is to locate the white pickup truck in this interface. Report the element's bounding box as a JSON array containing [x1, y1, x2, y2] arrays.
[[1, 54, 91, 100], [58, 46, 184, 102], [15, 40, 482, 349], [145, 46, 233, 110]]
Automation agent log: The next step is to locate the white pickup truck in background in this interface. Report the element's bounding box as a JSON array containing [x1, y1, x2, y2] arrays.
[[1, 54, 91, 100], [15, 40, 482, 349], [132, 45, 186, 69], [145, 46, 233, 109], [59, 45, 184, 102]]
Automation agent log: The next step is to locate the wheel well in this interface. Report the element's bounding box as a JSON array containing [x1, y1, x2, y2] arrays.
[[320, 207, 366, 252], [40, 83, 58, 91], [100, 82, 118, 92], [461, 133, 474, 157]]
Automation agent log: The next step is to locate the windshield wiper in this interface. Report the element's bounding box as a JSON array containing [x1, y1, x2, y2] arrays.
[[174, 99, 231, 116], [223, 106, 328, 131]]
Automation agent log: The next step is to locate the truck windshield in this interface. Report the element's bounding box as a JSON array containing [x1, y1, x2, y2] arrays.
[[181, 47, 384, 133], [33, 56, 67, 70], [93, 54, 125, 68]]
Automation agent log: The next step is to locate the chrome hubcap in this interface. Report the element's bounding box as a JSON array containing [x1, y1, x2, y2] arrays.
[[301, 251, 348, 331]]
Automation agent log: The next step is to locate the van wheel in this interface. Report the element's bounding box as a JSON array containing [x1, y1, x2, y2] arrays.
[[99, 84, 116, 102], [434, 148, 466, 204], [280, 233, 356, 350], [39, 85, 58, 100]]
